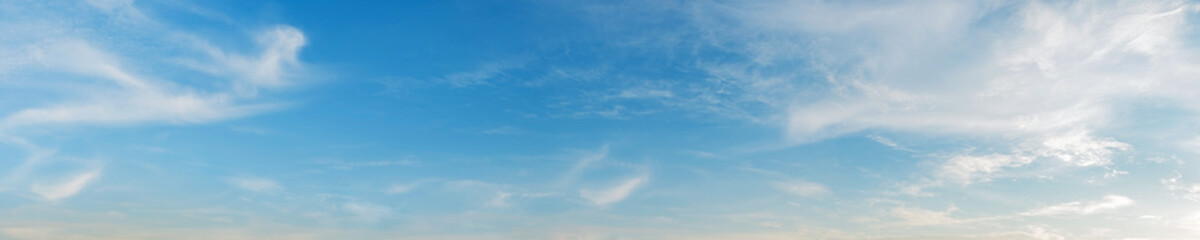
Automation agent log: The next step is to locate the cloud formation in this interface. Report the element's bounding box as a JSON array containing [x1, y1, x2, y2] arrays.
[[0, 1, 309, 129], [0, 0, 310, 205], [30, 169, 101, 201], [665, 0, 1200, 192], [580, 173, 648, 206], [1021, 195, 1134, 216], [774, 0, 1198, 140]]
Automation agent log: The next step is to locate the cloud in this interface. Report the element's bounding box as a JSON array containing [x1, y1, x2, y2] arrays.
[[225, 176, 283, 193], [765, 0, 1174, 186], [939, 154, 1035, 185], [189, 25, 309, 95], [1162, 174, 1200, 202], [776, 0, 1198, 141], [0, 1, 308, 204], [557, 145, 609, 188], [770, 180, 829, 197], [931, 130, 1129, 186], [558, 0, 1191, 195], [487, 191, 515, 207], [1021, 195, 1134, 216], [580, 173, 648, 206], [1, 28, 301, 127], [0, 2, 310, 129], [0, 136, 103, 202], [867, 135, 907, 151], [0, 136, 56, 188], [632, 0, 1195, 190], [30, 169, 101, 201]]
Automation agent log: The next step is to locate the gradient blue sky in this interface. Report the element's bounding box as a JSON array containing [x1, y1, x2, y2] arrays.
[[4, 0, 1200, 239]]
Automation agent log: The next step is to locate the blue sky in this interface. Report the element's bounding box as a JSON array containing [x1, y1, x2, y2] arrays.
[[4, 0, 1200, 239]]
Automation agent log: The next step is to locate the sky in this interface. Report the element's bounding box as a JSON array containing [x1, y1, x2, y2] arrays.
[[3, 0, 1200, 239]]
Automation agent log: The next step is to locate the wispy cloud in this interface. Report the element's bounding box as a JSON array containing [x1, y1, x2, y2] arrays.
[[0, 136, 55, 188], [30, 169, 101, 201], [938, 154, 1035, 185], [486, 191, 515, 207], [631, 0, 1196, 192], [776, 0, 1198, 141], [557, 145, 609, 188], [1021, 195, 1134, 216], [0, 2, 310, 129], [1163, 173, 1200, 202], [867, 135, 915, 152], [580, 173, 649, 206], [925, 130, 1130, 189]]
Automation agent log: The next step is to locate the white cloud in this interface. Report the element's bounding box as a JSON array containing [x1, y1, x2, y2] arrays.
[[867, 135, 912, 151], [487, 191, 515, 207], [225, 176, 283, 193], [30, 169, 101, 201], [554, 0, 1186, 196], [0, 2, 309, 129], [1021, 195, 1134, 216], [1036, 131, 1131, 167], [1, 29, 301, 127], [939, 154, 1034, 185], [557, 145, 609, 188], [1162, 174, 1200, 202], [776, 0, 1199, 141], [0, 136, 56, 188], [770, 180, 829, 197], [0, 1, 311, 207], [190, 25, 308, 95], [580, 174, 648, 206], [931, 130, 1129, 186], [671, 0, 1192, 187]]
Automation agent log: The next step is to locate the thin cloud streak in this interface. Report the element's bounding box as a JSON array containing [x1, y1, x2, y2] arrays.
[[30, 169, 101, 201], [580, 173, 649, 206]]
